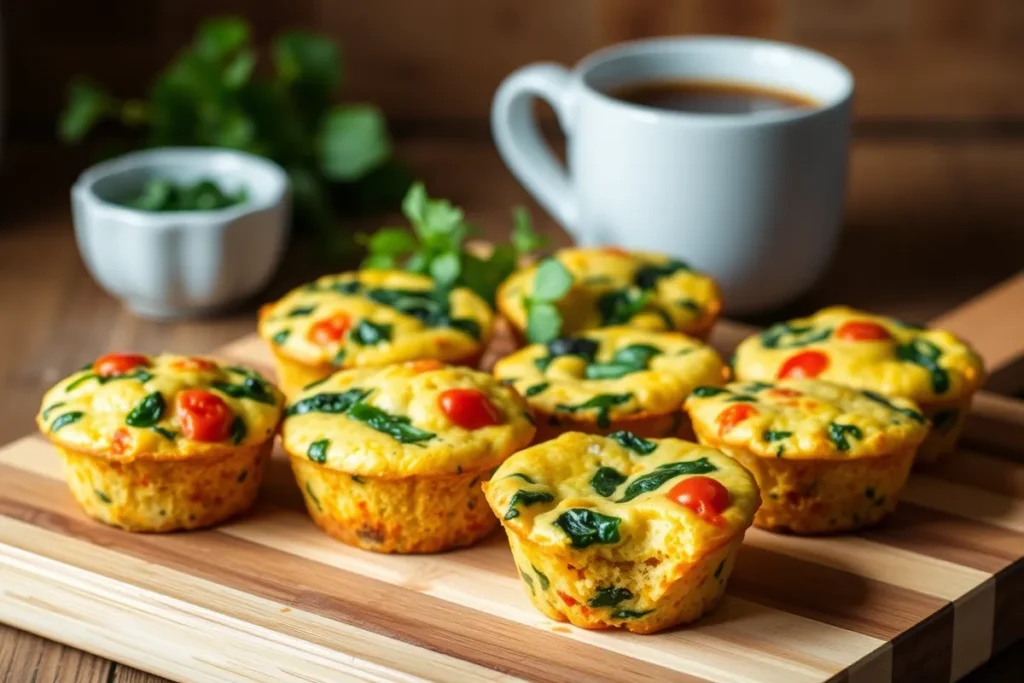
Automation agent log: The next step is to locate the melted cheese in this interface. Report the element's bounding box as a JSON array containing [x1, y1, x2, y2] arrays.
[[493, 327, 726, 421], [496, 248, 721, 338], [281, 363, 536, 477], [484, 432, 759, 562], [685, 379, 930, 459], [259, 270, 493, 368], [37, 355, 284, 460], [732, 306, 985, 404]]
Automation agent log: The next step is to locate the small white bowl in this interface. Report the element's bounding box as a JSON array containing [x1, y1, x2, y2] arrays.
[[72, 147, 291, 320]]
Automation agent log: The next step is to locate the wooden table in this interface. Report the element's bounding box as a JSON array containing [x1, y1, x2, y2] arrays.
[[0, 135, 1022, 682]]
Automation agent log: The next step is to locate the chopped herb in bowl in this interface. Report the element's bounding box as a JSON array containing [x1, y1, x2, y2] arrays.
[[122, 178, 248, 212]]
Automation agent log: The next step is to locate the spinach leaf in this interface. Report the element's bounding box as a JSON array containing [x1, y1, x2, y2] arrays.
[[763, 430, 792, 442], [348, 402, 435, 443], [271, 329, 291, 345], [520, 569, 534, 592], [677, 298, 702, 314], [597, 288, 651, 326], [95, 489, 112, 504], [212, 377, 276, 405], [302, 375, 333, 391], [286, 305, 317, 317], [760, 323, 832, 350], [533, 566, 550, 590], [725, 394, 758, 403], [152, 426, 177, 440], [618, 458, 717, 503], [524, 382, 549, 397], [896, 339, 950, 394], [744, 381, 774, 393], [65, 373, 98, 392], [861, 390, 925, 423], [504, 489, 555, 520], [588, 586, 633, 608], [608, 430, 657, 455], [633, 260, 689, 289], [585, 344, 662, 380], [505, 473, 535, 484], [547, 337, 599, 362], [556, 393, 633, 429], [41, 402, 66, 421], [230, 416, 247, 445], [590, 467, 627, 497], [364, 286, 480, 340], [307, 438, 330, 463], [691, 386, 728, 398], [51, 411, 84, 432], [611, 608, 654, 619], [350, 319, 392, 345], [828, 423, 863, 451], [553, 508, 621, 548], [125, 392, 165, 428], [286, 389, 369, 416]]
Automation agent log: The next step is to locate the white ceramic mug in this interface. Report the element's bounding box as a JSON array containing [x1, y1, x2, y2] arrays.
[[492, 36, 854, 313]]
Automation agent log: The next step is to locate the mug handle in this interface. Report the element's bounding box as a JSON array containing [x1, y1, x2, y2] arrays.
[[491, 63, 580, 235]]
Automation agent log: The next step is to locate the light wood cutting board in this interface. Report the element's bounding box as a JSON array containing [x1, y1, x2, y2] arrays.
[[1, 275, 1022, 683]]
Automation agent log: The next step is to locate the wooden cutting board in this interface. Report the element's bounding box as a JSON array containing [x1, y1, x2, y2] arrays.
[[1, 276, 1022, 683]]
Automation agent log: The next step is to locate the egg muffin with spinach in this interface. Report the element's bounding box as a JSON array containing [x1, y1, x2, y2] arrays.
[[494, 327, 726, 442], [484, 432, 758, 633], [36, 353, 284, 532], [259, 270, 494, 396], [281, 361, 535, 553], [496, 247, 721, 342], [685, 379, 929, 534], [731, 307, 984, 464]]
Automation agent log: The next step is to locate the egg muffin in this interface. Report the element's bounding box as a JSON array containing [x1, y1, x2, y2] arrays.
[[281, 361, 535, 553], [731, 306, 984, 464], [484, 432, 758, 634], [685, 379, 929, 534], [493, 327, 726, 442], [36, 353, 285, 532], [496, 247, 722, 342], [259, 270, 494, 396]]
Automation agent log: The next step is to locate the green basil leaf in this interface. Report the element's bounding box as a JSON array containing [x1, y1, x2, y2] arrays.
[[608, 430, 657, 455], [429, 251, 462, 288], [230, 416, 247, 445], [553, 508, 621, 548], [348, 402, 435, 443], [588, 586, 633, 608], [51, 411, 84, 433], [618, 458, 717, 503], [524, 382, 549, 397], [590, 467, 627, 497], [350, 320, 392, 346], [526, 302, 562, 344], [861, 390, 925, 423], [212, 377, 276, 405], [828, 423, 863, 451], [286, 389, 369, 416], [691, 386, 728, 398], [532, 258, 573, 301], [308, 438, 330, 463], [125, 392, 165, 428], [503, 489, 555, 520]]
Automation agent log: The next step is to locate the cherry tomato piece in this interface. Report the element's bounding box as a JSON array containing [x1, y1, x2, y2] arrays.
[[667, 475, 731, 522], [95, 353, 150, 377], [177, 390, 232, 442], [308, 313, 352, 345], [778, 350, 829, 379], [836, 321, 891, 342], [171, 356, 218, 372], [438, 388, 501, 429], [716, 403, 758, 437], [110, 427, 133, 456]]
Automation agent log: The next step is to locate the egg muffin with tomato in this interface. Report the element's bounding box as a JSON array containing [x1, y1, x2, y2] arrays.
[[493, 327, 726, 442], [731, 306, 984, 464], [483, 432, 759, 634], [258, 270, 494, 396], [281, 361, 535, 553], [496, 247, 722, 343], [685, 379, 929, 534], [36, 353, 285, 532]]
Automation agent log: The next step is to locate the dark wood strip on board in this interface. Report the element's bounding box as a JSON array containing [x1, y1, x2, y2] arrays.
[[859, 503, 1024, 574], [0, 464, 708, 683]]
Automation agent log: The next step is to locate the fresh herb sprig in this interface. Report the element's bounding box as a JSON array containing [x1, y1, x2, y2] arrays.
[[361, 183, 549, 305], [525, 258, 573, 343], [59, 17, 404, 259]]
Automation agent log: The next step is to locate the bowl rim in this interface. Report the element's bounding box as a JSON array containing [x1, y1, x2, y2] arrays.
[[72, 146, 290, 227]]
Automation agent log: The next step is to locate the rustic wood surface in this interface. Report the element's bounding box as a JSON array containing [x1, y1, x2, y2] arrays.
[[0, 134, 1022, 681]]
